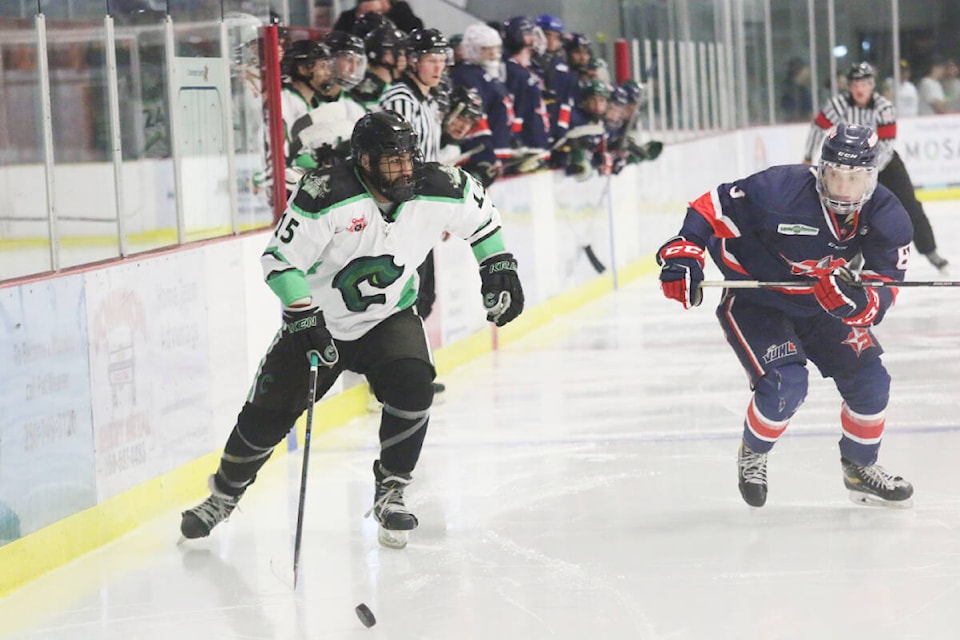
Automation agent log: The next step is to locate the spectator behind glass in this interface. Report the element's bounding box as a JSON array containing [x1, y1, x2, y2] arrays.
[[333, 0, 386, 34], [917, 54, 950, 115], [384, 0, 424, 33], [780, 57, 813, 122], [943, 58, 960, 111], [312, 0, 334, 28], [881, 59, 919, 118]]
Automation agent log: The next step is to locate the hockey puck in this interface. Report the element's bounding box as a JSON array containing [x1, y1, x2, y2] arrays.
[[355, 602, 376, 628]]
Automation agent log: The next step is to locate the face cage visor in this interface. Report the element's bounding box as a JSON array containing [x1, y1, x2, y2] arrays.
[[365, 148, 425, 202], [816, 161, 877, 240], [331, 50, 367, 90]]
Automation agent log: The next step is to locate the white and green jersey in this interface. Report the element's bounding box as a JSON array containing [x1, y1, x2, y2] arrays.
[[281, 87, 366, 169], [262, 162, 508, 340]]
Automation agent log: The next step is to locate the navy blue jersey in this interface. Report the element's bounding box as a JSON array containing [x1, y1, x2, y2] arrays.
[[450, 63, 514, 163], [677, 164, 912, 320], [503, 59, 550, 150]]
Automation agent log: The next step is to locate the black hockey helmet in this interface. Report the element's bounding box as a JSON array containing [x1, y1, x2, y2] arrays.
[[406, 28, 451, 57], [364, 23, 406, 68], [351, 111, 424, 202], [323, 30, 365, 57], [817, 123, 879, 240], [443, 85, 483, 140], [501, 16, 535, 55], [322, 30, 367, 89], [281, 39, 331, 80], [847, 61, 876, 82], [446, 85, 483, 123]]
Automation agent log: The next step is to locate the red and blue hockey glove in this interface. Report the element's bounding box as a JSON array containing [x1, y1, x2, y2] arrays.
[[282, 306, 340, 366], [657, 236, 705, 309], [480, 253, 525, 326], [812, 267, 880, 326]]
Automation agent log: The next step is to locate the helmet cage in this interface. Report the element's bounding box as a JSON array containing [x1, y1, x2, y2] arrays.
[[352, 112, 425, 202], [816, 123, 880, 240], [816, 162, 877, 240]]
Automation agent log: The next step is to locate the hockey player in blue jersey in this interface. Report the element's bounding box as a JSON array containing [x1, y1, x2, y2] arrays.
[[657, 123, 915, 509]]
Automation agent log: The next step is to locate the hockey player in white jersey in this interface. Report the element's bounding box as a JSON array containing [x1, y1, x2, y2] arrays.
[[282, 33, 368, 194], [180, 111, 524, 549]]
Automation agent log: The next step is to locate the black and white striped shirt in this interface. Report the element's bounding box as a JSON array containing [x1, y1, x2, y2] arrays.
[[803, 92, 897, 170], [379, 76, 442, 162]]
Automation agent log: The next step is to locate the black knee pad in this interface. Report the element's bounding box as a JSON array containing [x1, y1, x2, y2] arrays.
[[235, 402, 302, 448], [371, 358, 434, 411]]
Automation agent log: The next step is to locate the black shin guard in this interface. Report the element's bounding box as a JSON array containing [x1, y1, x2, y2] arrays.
[[215, 402, 301, 496], [373, 359, 434, 474]]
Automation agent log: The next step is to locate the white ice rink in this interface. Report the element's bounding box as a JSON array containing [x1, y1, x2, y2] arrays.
[[1, 204, 959, 640]]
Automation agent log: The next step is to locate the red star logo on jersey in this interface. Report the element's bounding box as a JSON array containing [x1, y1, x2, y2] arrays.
[[785, 255, 847, 278], [347, 217, 367, 232], [842, 327, 875, 356]]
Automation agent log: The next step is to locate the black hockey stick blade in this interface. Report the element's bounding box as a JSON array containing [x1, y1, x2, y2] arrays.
[[583, 245, 607, 273], [700, 279, 960, 289]]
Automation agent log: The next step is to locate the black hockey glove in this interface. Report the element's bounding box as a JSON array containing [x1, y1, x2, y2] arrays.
[[282, 306, 339, 366], [657, 236, 705, 309], [479, 253, 525, 327], [812, 267, 880, 326]]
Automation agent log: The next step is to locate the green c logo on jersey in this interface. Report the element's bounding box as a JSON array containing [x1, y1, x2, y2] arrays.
[[333, 255, 405, 312]]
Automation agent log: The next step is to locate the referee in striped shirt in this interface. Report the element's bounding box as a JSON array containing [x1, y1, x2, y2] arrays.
[[379, 28, 451, 162], [379, 28, 454, 396], [803, 62, 948, 272]]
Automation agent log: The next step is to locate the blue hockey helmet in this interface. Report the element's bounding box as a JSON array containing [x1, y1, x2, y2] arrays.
[[563, 32, 592, 53], [816, 123, 879, 241], [502, 16, 535, 55], [619, 79, 648, 106], [535, 14, 564, 34]]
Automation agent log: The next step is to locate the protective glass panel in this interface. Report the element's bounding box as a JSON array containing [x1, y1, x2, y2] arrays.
[[169, 0, 233, 242], [111, 6, 176, 255], [0, 12, 53, 279], [772, 0, 815, 123], [44, 10, 123, 269]]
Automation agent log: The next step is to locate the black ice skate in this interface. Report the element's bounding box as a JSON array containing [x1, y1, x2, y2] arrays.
[[738, 441, 768, 507], [180, 475, 242, 539], [365, 461, 418, 549], [842, 458, 914, 508]]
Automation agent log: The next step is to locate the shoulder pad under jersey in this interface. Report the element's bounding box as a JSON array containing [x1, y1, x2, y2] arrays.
[[416, 163, 473, 200], [291, 164, 365, 213]]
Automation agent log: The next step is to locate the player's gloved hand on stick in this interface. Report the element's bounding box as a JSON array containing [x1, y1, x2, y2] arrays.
[[657, 236, 705, 309], [479, 253, 525, 326], [282, 306, 340, 366], [812, 266, 880, 325]]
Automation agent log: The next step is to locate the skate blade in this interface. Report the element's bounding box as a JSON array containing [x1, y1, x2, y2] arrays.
[[848, 490, 914, 509], [378, 527, 409, 549]]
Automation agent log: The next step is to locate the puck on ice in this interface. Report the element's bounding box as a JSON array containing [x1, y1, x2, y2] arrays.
[[355, 603, 376, 628]]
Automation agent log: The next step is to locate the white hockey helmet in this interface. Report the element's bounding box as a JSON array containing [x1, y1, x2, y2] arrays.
[[461, 23, 502, 73]]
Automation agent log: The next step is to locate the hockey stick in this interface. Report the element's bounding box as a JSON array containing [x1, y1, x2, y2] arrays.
[[700, 279, 960, 289], [292, 345, 338, 588]]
